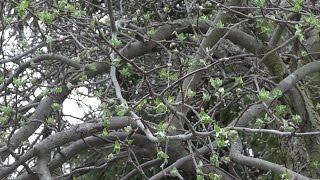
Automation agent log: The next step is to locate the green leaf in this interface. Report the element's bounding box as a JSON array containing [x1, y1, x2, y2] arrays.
[[0, 132, 7, 141], [37, 11, 55, 25], [143, 12, 151, 21], [114, 140, 121, 153], [235, 76, 244, 86], [66, 82, 73, 90], [216, 136, 228, 147], [79, 74, 88, 82], [136, 99, 147, 110], [71, 10, 84, 18], [227, 130, 239, 142], [275, 105, 287, 116], [187, 89, 196, 98], [57, 0, 68, 10], [215, 87, 225, 96], [47, 117, 55, 125], [304, 14, 320, 32], [170, 73, 178, 81], [52, 86, 63, 94], [177, 33, 186, 41], [210, 154, 219, 167], [155, 102, 167, 114], [311, 160, 320, 169], [157, 150, 169, 159], [167, 96, 175, 104], [256, 19, 272, 34], [159, 68, 168, 80], [282, 120, 294, 132], [147, 28, 156, 37], [102, 128, 109, 136], [103, 118, 110, 128], [253, 118, 264, 128], [215, 20, 224, 28], [199, 15, 209, 21], [156, 122, 169, 140], [200, 110, 213, 124], [202, 92, 211, 102], [294, 25, 304, 42], [124, 126, 132, 133], [107, 153, 114, 160], [127, 139, 133, 145], [13, 78, 25, 87], [131, 16, 138, 23], [209, 173, 222, 180], [163, 6, 170, 13], [214, 125, 221, 133], [16, 0, 29, 17], [292, 114, 302, 124], [111, 58, 121, 67], [40, 88, 50, 97], [186, 57, 196, 67], [292, 0, 303, 12], [255, 0, 266, 7], [109, 37, 122, 47], [209, 78, 222, 89], [51, 103, 61, 111], [64, 3, 77, 13], [116, 103, 129, 116], [0, 116, 8, 124], [280, 170, 292, 180], [170, 167, 179, 176], [119, 67, 132, 77], [155, 131, 167, 140], [1, 106, 13, 115], [0, 77, 4, 84], [316, 103, 320, 110], [196, 175, 204, 180], [271, 88, 283, 99], [258, 88, 270, 101]]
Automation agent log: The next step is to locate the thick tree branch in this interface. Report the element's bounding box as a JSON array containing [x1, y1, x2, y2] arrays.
[[230, 140, 309, 180]]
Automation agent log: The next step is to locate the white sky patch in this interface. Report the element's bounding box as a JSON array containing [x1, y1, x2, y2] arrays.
[[248, 149, 254, 156], [63, 87, 101, 125]]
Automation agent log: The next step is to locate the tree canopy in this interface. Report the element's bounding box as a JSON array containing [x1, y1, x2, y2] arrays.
[[1, 0, 320, 179]]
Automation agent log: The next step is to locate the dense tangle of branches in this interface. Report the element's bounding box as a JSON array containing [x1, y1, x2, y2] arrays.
[[0, 0, 320, 179]]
